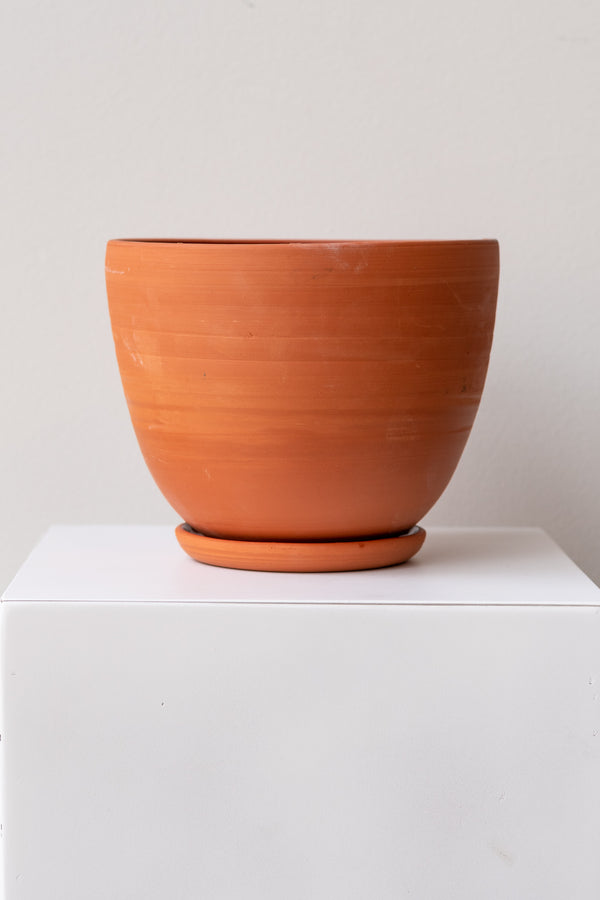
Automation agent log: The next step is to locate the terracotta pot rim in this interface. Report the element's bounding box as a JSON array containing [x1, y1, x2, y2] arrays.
[[107, 238, 499, 248]]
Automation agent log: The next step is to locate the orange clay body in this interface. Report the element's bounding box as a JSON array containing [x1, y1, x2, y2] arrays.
[[106, 240, 498, 570]]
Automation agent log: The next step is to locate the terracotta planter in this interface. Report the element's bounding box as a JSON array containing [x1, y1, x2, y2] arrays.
[[106, 239, 499, 572]]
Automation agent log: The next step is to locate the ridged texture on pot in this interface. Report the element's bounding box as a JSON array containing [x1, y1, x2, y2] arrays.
[[106, 240, 499, 541]]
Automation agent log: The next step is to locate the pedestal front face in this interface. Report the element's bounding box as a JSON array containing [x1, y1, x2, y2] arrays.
[[2, 527, 600, 900]]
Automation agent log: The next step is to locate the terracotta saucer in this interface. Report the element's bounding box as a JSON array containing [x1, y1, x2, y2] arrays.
[[175, 523, 426, 573]]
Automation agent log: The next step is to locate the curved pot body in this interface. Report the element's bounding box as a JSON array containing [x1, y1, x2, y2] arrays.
[[106, 239, 498, 567]]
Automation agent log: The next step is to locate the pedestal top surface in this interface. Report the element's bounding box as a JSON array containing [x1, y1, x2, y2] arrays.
[[2, 526, 598, 606]]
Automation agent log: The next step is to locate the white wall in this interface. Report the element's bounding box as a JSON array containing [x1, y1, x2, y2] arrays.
[[1, 0, 599, 588]]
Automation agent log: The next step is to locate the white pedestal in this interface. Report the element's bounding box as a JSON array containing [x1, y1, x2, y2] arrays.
[[2, 526, 599, 899]]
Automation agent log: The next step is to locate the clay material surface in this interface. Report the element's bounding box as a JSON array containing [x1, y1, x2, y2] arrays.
[[175, 523, 426, 573], [106, 239, 499, 570]]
